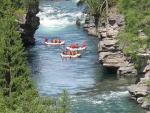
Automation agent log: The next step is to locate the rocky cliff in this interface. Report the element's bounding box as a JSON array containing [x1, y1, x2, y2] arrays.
[[83, 14, 137, 77], [19, 3, 40, 46], [128, 61, 150, 110]]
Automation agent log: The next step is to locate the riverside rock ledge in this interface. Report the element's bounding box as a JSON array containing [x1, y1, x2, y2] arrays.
[[84, 14, 137, 77]]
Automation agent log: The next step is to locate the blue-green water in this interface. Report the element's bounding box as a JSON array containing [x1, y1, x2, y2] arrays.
[[28, 0, 146, 112]]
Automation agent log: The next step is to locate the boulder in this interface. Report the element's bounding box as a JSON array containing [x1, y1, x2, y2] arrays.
[[128, 85, 149, 98], [117, 64, 137, 77], [116, 15, 124, 26], [144, 65, 150, 73], [83, 24, 89, 28], [106, 29, 119, 38], [98, 27, 107, 33], [100, 32, 107, 38], [102, 53, 127, 68], [111, 24, 119, 30], [137, 97, 144, 104], [98, 39, 119, 52], [108, 16, 116, 26], [99, 52, 112, 62], [87, 27, 97, 37], [107, 29, 114, 38], [141, 100, 150, 110], [108, 15, 124, 26]]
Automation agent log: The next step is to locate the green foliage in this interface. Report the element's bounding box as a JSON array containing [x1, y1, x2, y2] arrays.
[[85, 0, 108, 29], [144, 95, 150, 103], [0, 90, 70, 113], [117, 0, 150, 69], [57, 90, 70, 113], [0, 0, 70, 113], [80, 0, 118, 28]]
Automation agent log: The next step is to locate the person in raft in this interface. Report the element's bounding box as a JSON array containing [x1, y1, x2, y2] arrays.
[[63, 51, 79, 55], [82, 41, 86, 47], [45, 37, 48, 42], [70, 43, 79, 48], [51, 39, 61, 43]]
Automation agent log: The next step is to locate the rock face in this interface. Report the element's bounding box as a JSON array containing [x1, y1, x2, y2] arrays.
[[20, 2, 40, 45], [128, 63, 150, 110], [84, 14, 137, 77]]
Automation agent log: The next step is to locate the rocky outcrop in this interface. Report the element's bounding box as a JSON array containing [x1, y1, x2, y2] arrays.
[[84, 14, 137, 77], [19, 2, 40, 45], [128, 63, 150, 110]]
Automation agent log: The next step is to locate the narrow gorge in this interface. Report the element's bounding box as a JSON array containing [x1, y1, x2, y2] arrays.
[[28, 0, 147, 113]]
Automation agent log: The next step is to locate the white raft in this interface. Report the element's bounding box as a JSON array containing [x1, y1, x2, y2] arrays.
[[44, 41, 65, 45], [60, 53, 81, 58], [66, 46, 86, 51]]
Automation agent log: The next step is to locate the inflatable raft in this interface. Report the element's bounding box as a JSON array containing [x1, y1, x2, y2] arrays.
[[66, 41, 86, 51], [66, 46, 86, 51], [44, 41, 65, 45], [60, 53, 81, 58], [44, 38, 65, 45]]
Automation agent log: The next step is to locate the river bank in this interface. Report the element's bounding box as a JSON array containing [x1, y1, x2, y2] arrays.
[[83, 13, 137, 78], [82, 2, 150, 112]]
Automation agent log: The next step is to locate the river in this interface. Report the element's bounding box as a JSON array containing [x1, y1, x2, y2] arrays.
[[28, 0, 146, 112]]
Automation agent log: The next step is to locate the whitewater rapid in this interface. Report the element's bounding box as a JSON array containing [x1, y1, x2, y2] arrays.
[[37, 3, 85, 29]]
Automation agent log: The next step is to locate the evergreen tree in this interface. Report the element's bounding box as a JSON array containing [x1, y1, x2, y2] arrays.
[[0, 15, 30, 96], [0, 1, 70, 112]]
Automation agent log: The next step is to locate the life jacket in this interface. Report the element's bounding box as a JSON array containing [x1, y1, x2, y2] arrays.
[[66, 51, 70, 55], [72, 51, 76, 55], [82, 41, 86, 47], [70, 44, 78, 48], [58, 40, 61, 43], [54, 40, 57, 43], [63, 52, 67, 55], [45, 38, 48, 42]]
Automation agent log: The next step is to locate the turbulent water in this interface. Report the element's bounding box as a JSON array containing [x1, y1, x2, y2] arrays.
[[28, 0, 146, 113]]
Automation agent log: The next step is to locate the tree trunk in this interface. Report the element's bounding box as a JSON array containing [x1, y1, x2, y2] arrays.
[[94, 15, 100, 29], [105, 0, 109, 25]]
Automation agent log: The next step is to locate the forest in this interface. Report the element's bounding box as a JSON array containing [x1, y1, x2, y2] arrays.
[[0, 0, 69, 113]]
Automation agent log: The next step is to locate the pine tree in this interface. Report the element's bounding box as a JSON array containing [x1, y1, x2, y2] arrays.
[[0, 1, 70, 113], [0, 15, 30, 96]]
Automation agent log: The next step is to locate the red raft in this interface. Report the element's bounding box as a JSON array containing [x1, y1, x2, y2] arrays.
[[60, 51, 81, 58], [66, 41, 86, 51]]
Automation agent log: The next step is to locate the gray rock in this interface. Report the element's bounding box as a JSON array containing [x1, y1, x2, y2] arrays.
[[108, 16, 116, 26], [141, 100, 150, 110], [100, 32, 107, 38], [116, 15, 124, 26], [102, 53, 127, 68], [106, 29, 119, 38], [128, 85, 149, 98], [137, 97, 144, 104], [20, 2, 40, 45], [98, 27, 107, 33], [87, 27, 97, 36], [117, 65, 137, 77], [83, 24, 89, 28], [99, 52, 112, 62], [130, 96, 136, 100], [98, 39, 119, 52], [144, 65, 150, 73]]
